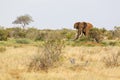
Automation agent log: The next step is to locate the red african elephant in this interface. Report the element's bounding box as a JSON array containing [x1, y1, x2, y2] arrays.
[[74, 22, 93, 40]]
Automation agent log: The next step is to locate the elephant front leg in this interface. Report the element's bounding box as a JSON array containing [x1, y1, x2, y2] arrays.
[[74, 34, 79, 40], [74, 30, 82, 40]]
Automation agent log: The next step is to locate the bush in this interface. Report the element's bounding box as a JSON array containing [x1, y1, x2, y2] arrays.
[[35, 32, 47, 41], [89, 28, 102, 43], [101, 40, 119, 46], [102, 51, 120, 68], [0, 29, 8, 41], [6, 27, 26, 38], [59, 28, 76, 40], [109, 41, 117, 46], [26, 28, 39, 40], [28, 34, 65, 72], [40, 40, 64, 69], [15, 38, 31, 44], [65, 32, 75, 40]]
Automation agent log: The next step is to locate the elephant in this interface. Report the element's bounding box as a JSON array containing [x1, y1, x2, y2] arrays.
[[74, 22, 93, 40]]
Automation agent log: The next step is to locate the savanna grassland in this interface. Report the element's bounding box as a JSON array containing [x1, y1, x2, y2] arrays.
[[0, 43, 120, 80], [0, 27, 120, 80]]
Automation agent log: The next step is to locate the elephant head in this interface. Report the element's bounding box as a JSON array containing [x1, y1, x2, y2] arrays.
[[74, 22, 93, 40]]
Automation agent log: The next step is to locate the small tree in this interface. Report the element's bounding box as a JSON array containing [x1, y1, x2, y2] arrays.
[[12, 14, 33, 29]]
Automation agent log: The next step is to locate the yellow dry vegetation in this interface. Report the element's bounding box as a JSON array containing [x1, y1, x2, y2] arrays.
[[0, 45, 120, 80]]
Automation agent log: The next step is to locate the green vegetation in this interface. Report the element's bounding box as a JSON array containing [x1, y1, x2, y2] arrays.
[[15, 38, 31, 44], [1, 14, 120, 46], [0, 29, 8, 41], [0, 26, 120, 46], [0, 15, 120, 80]]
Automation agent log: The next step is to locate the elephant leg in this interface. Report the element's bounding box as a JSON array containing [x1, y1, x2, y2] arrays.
[[74, 33, 79, 40], [79, 31, 83, 38], [74, 30, 82, 40]]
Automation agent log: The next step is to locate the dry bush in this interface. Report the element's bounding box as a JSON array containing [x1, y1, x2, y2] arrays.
[[0, 46, 6, 53], [28, 32, 65, 72], [102, 51, 120, 68], [40, 40, 64, 69], [89, 28, 102, 43]]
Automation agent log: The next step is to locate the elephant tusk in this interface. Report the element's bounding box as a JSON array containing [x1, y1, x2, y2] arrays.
[[79, 31, 83, 38]]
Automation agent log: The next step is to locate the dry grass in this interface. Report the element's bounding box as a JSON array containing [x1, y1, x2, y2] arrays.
[[0, 45, 120, 80]]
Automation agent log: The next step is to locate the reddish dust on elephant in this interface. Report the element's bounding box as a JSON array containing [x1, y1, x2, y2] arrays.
[[74, 22, 93, 40]]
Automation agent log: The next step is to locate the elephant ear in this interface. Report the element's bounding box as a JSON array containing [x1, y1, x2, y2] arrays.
[[83, 22, 87, 28], [74, 22, 80, 29]]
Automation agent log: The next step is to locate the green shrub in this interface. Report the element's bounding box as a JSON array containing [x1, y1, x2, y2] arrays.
[[109, 41, 117, 46], [66, 32, 75, 40], [15, 38, 31, 44], [26, 28, 39, 40], [101, 42, 108, 46], [6, 27, 26, 38], [17, 31, 26, 38], [35, 32, 47, 41], [101, 40, 119, 46], [89, 28, 102, 43], [0, 29, 8, 41]]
